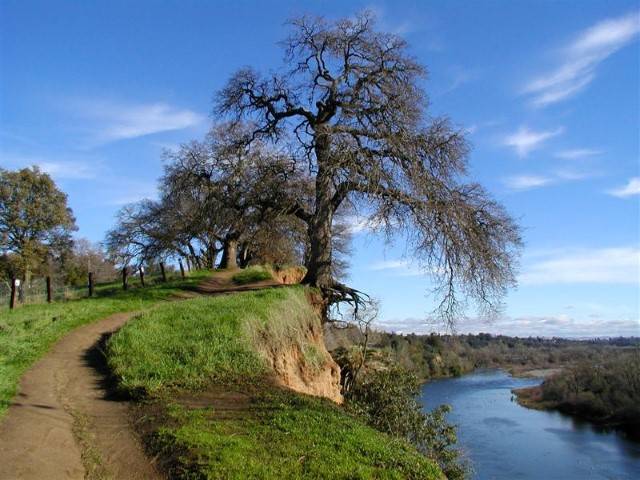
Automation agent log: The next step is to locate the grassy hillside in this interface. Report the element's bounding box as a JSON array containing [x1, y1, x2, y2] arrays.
[[107, 287, 443, 480], [0, 271, 209, 416]]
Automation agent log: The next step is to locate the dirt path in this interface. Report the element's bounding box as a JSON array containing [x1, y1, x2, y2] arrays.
[[193, 269, 282, 295], [0, 312, 162, 480]]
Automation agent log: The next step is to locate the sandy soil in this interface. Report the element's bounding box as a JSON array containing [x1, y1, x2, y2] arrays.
[[0, 312, 163, 480]]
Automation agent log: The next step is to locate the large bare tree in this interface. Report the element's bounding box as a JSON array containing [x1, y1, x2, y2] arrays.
[[216, 12, 521, 321]]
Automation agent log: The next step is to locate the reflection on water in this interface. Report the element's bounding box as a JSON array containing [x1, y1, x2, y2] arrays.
[[419, 369, 640, 480]]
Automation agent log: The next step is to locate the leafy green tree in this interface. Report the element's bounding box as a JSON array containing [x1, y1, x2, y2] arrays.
[[0, 167, 77, 284]]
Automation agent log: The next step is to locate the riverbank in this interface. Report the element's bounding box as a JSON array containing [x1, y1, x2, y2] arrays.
[[512, 384, 640, 440], [509, 367, 563, 378]]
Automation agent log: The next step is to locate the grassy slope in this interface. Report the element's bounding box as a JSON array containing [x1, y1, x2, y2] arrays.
[[231, 265, 273, 285], [107, 288, 443, 480], [0, 271, 210, 416], [158, 395, 441, 480]]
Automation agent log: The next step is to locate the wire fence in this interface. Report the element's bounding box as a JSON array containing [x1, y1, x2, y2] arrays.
[[0, 271, 178, 311], [0, 277, 89, 309]]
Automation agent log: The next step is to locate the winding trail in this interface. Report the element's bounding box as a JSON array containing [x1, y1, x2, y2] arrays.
[[0, 269, 301, 479], [0, 312, 162, 480]]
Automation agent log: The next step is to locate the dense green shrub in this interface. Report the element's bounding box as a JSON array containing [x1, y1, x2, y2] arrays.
[[347, 366, 468, 480]]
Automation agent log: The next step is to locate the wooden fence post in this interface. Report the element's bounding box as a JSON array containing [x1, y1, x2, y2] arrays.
[[9, 277, 16, 310], [139, 266, 145, 287], [88, 272, 94, 297], [122, 267, 128, 290], [159, 262, 167, 282], [46, 276, 52, 303], [178, 259, 186, 279]]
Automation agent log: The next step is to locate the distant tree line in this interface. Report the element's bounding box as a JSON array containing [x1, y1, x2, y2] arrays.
[[328, 326, 640, 382]]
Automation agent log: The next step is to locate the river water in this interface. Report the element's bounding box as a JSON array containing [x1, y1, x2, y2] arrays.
[[419, 369, 640, 479]]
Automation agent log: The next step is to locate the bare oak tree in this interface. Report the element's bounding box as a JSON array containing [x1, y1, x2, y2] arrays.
[[216, 12, 521, 322], [161, 124, 313, 269]]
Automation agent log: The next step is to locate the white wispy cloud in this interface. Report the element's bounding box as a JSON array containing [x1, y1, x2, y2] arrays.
[[503, 174, 554, 191], [524, 11, 640, 107], [607, 177, 640, 198], [369, 259, 426, 277], [370, 260, 411, 271], [554, 168, 599, 181], [377, 313, 639, 337], [106, 180, 158, 206], [503, 167, 599, 192], [498, 315, 639, 338], [464, 119, 502, 136], [38, 161, 96, 180], [0, 152, 99, 181], [503, 126, 564, 156], [554, 148, 603, 160], [67, 98, 204, 145], [343, 215, 376, 234], [440, 66, 479, 95], [363, 5, 415, 36], [519, 246, 640, 285]]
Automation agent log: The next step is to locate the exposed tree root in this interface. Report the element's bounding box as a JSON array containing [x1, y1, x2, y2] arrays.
[[321, 281, 371, 322]]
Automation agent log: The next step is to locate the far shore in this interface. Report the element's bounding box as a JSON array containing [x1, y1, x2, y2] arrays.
[[510, 367, 563, 379]]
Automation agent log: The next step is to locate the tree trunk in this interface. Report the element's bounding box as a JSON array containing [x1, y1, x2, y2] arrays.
[[159, 262, 167, 282], [46, 276, 52, 303], [238, 243, 251, 268], [220, 236, 239, 270], [9, 277, 16, 309], [19, 268, 30, 302], [88, 272, 94, 297], [187, 244, 199, 269], [303, 130, 335, 289], [206, 244, 217, 269]]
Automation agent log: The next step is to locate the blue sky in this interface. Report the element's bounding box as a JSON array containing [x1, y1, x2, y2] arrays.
[[1, 0, 638, 337]]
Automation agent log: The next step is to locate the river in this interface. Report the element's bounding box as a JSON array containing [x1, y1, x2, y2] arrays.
[[419, 369, 640, 479]]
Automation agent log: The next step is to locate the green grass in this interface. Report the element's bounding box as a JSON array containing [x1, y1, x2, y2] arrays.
[[107, 288, 443, 479], [107, 292, 273, 394], [156, 393, 443, 480], [231, 265, 273, 284], [0, 270, 211, 416], [107, 287, 321, 395]]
